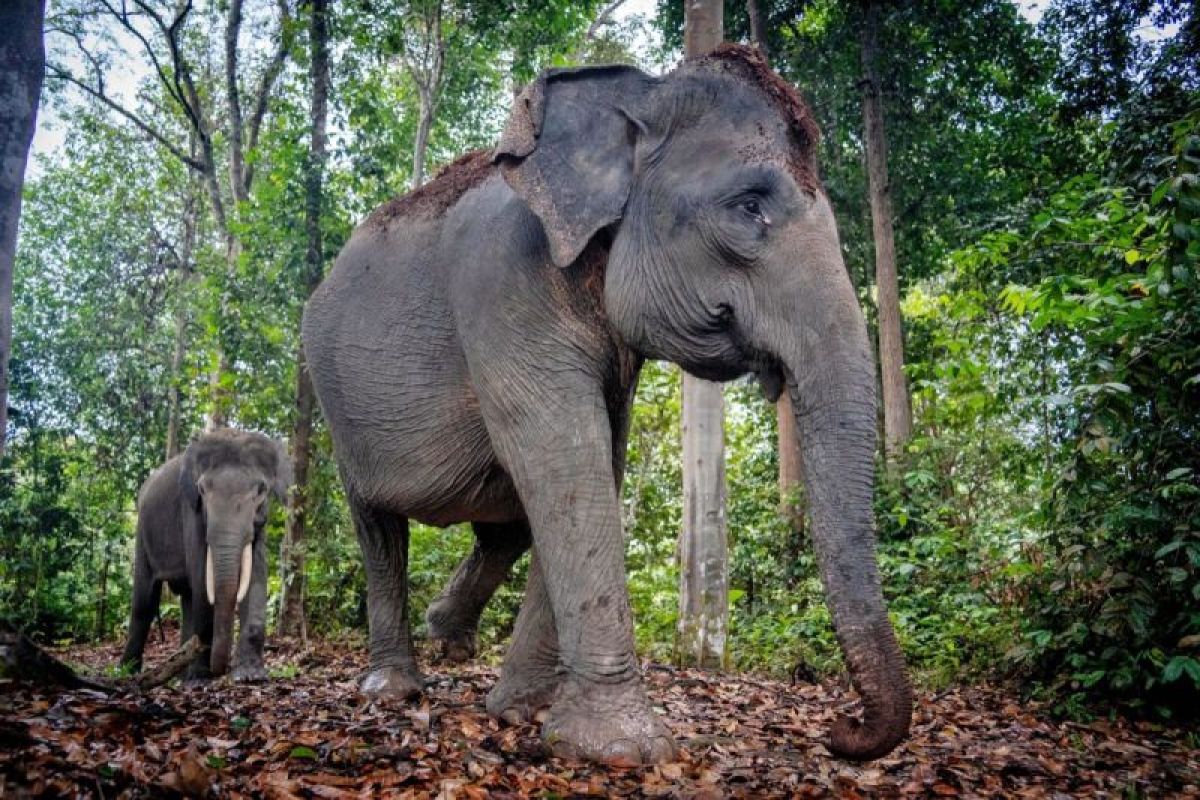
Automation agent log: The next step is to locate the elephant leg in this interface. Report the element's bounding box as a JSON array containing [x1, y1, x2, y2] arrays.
[[120, 568, 161, 674], [426, 520, 531, 663], [486, 548, 562, 723], [170, 580, 191, 643], [350, 494, 423, 700], [486, 394, 675, 766], [233, 535, 269, 683], [184, 591, 215, 683]]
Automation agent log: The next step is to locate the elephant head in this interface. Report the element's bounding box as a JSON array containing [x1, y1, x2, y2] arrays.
[[180, 429, 291, 676], [494, 45, 912, 759]]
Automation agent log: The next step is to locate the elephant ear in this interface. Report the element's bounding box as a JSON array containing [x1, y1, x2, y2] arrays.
[[178, 444, 202, 511], [493, 65, 656, 268], [272, 439, 293, 502]]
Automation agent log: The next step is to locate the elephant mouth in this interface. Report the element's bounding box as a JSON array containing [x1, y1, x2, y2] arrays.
[[754, 357, 786, 402]]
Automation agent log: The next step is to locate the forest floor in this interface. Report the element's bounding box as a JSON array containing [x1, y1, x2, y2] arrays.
[[1, 630, 1198, 798]]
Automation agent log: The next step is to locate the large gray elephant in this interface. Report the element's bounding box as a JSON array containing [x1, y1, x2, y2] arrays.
[[303, 45, 911, 764], [120, 429, 291, 682]]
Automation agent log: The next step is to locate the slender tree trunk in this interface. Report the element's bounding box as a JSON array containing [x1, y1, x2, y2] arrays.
[[746, 0, 769, 62], [859, 0, 912, 461], [0, 0, 45, 460], [412, 89, 433, 189], [278, 0, 330, 638], [677, 0, 727, 670], [165, 139, 202, 459], [407, 2, 443, 191]]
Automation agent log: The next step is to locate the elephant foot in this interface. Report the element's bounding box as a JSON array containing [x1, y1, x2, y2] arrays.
[[183, 661, 214, 685], [232, 662, 269, 683], [360, 665, 424, 700], [430, 631, 476, 664], [486, 669, 562, 724], [541, 680, 676, 766], [425, 599, 479, 664]]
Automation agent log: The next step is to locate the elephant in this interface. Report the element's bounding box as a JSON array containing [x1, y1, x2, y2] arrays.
[[120, 428, 292, 682], [302, 44, 912, 764]]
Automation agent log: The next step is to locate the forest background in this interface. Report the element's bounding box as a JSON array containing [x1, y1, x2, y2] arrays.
[[2, 0, 1197, 723]]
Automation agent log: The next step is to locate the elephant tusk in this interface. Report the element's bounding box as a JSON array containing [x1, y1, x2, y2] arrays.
[[236, 543, 253, 604], [205, 547, 216, 605]]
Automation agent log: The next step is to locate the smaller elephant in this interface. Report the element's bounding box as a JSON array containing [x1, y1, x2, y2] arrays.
[[120, 429, 291, 682]]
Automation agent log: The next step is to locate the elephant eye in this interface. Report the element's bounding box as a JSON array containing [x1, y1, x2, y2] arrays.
[[738, 196, 770, 226]]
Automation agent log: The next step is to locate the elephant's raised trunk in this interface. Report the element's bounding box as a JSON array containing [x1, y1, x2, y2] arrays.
[[206, 540, 251, 676]]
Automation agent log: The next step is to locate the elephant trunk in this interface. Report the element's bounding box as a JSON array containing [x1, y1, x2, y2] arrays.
[[205, 537, 252, 676], [776, 298, 912, 760]]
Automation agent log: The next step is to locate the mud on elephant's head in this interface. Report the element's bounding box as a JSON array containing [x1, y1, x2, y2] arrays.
[[494, 44, 912, 759], [179, 429, 291, 676]]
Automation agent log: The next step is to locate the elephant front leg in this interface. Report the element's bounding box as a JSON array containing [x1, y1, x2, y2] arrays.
[[349, 497, 424, 699], [120, 565, 162, 674], [489, 398, 675, 766], [486, 548, 563, 722], [233, 535, 269, 683], [427, 520, 531, 663]]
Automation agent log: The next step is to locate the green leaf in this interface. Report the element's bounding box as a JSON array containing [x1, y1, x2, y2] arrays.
[[289, 746, 319, 760], [1163, 656, 1200, 684], [1124, 249, 1140, 264]]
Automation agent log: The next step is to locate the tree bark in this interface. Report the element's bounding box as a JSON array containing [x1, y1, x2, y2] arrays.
[[746, 0, 769, 62], [678, 373, 728, 668], [0, 0, 45, 461], [859, 0, 912, 461], [677, 0, 727, 670], [165, 137, 202, 459], [278, 0, 330, 638], [406, 1, 443, 190]]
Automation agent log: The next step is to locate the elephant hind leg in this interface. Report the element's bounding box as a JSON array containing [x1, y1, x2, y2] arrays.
[[120, 567, 162, 674], [487, 547, 562, 723], [349, 493, 424, 700], [427, 520, 531, 663]]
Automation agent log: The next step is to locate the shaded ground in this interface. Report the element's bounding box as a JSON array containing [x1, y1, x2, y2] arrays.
[[2, 632, 1198, 798]]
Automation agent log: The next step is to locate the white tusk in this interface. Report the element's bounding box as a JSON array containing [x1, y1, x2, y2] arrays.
[[236, 543, 253, 604], [205, 547, 216, 605]]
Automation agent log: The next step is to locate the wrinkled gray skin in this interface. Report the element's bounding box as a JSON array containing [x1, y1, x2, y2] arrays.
[[303, 48, 912, 764], [120, 429, 292, 682]]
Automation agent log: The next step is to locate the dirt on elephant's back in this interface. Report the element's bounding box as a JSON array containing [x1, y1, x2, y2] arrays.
[[367, 149, 494, 229]]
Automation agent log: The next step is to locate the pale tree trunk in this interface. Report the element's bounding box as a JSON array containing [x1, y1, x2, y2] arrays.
[[405, 1, 444, 191], [676, 0, 727, 670], [859, 0, 912, 461], [746, 0, 768, 62], [412, 87, 433, 189], [278, 0, 330, 639], [165, 140, 202, 459], [0, 0, 44, 461]]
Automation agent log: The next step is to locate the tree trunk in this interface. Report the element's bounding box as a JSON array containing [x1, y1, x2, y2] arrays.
[[165, 140, 202, 460], [407, 2, 443, 191], [278, 0, 330, 639], [412, 89, 433, 189], [859, 0, 912, 461], [0, 0, 45, 461], [746, 0, 769, 62], [678, 373, 728, 668], [677, 0, 727, 670]]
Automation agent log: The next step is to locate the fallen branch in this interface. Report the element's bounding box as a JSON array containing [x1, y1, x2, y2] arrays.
[[0, 623, 199, 693], [132, 635, 201, 691]]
